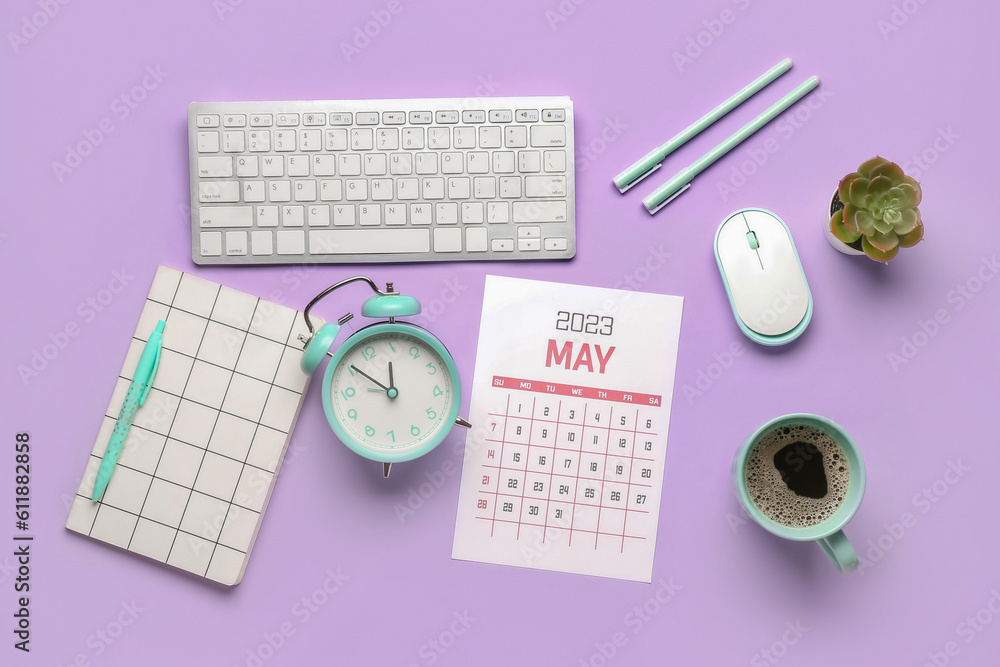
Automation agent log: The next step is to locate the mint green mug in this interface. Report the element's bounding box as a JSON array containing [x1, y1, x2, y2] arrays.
[[733, 413, 866, 572]]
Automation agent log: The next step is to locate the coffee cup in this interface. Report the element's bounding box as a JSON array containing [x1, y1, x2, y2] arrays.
[[732, 413, 866, 572]]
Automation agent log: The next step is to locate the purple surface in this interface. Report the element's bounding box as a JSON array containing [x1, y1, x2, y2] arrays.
[[4, 0, 1000, 664]]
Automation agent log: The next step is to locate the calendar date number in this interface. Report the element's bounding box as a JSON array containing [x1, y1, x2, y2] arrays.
[[555, 312, 613, 336]]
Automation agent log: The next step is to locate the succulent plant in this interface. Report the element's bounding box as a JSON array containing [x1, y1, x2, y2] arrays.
[[829, 156, 923, 262]]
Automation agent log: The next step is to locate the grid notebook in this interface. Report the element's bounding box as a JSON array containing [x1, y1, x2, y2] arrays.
[[66, 266, 321, 585]]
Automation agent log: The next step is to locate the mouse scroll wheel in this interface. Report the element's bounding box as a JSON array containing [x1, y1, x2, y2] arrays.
[[746, 231, 759, 250]]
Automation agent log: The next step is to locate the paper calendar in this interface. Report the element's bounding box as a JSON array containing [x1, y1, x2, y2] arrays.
[[452, 276, 683, 582], [66, 266, 319, 585]]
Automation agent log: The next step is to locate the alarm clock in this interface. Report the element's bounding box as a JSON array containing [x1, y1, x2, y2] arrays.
[[299, 276, 470, 477]]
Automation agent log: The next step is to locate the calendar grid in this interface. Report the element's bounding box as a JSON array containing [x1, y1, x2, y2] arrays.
[[486, 394, 511, 537]]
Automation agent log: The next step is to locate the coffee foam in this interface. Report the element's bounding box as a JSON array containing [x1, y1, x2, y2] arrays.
[[744, 423, 850, 529]]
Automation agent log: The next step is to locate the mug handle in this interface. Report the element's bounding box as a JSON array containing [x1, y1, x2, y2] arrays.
[[817, 530, 858, 572]]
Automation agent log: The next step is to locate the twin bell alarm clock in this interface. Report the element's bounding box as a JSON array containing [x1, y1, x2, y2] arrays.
[[299, 276, 470, 477]]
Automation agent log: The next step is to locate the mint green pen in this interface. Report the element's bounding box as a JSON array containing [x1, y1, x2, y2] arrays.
[[614, 58, 793, 193], [643, 75, 820, 214], [92, 320, 165, 502]]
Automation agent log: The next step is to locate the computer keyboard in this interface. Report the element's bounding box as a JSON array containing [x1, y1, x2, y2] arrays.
[[187, 96, 576, 265]]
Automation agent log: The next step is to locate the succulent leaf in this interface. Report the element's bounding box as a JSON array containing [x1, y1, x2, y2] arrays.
[[848, 178, 870, 208], [830, 210, 861, 244], [869, 160, 904, 183], [854, 209, 876, 236], [868, 175, 893, 199], [874, 216, 894, 234], [858, 156, 888, 177], [897, 182, 920, 208], [894, 208, 920, 235], [862, 236, 899, 263], [902, 176, 922, 205], [897, 221, 924, 247], [839, 173, 861, 203]]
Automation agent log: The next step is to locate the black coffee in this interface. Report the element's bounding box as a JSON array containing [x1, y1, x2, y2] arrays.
[[744, 423, 850, 528]]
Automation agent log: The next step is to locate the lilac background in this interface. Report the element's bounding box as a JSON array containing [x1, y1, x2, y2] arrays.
[[4, 0, 999, 665]]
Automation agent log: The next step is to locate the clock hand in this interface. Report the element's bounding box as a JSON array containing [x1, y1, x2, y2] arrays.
[[386, 362, 398, 399], [350, 365, 389, 392]]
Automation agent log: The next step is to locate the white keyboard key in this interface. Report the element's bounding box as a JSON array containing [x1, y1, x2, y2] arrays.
[[329, 112, 352, 125], [410, 203, 432, 225], [487, 201, 510, 223], [359, 204, 381, 226], [436, 202, 458, 225], [251, 230, 273, 255], [448, 177, 471, 199], [462, 202, 484, 224], [200, 231, 222, 256], [479, 126, 501, 148], [287, 155, 309, 177], [345, 179, 368, 201], [257, 205, 279, 227], [198, 156, 233, 178], [310, 229, 431, 254], [513, 200, 568, 223], [236, 156, 258, 177], [519, 151, 541, 173], [198, 205, 252, 228], [427, 127, 450, 149], [223, 131, 245, 152], [499, 176, 522, 199], [226, 231, 248, 255], [544, 237, 569, 251], [282, 205, 305, 227], [325, 128, 348, 151], [453, 127, 475, 147], [415, 153, 438, 174], [466, 227, 488, 252], [333, 204, 356, 226], [488, 110, 512, 123], [518, 238, 541, 251], [276, 230, 305, 254], [371, 178, 393, 201], [308, 205, 331, 226], [250, 114, 273, 127], [364, 153, 387, 176], [385, 204, 406, 226], [397, 178, 419, 200], [441, 152, 463, 174], [463, 110, 486, 123], [269, 181, 291, 202], [274, 131, 295, 151], [339, 154, 361, 176], [436, 110, 460, 124], [382, 112, 406, 125], [294, 181, 317, 201], [351, 128, 373, 150], [376, 128, 399, 150], [474, 176, 496, 199], [243, 180, 266, 202], [543, 150, 566, 172], [530, 125, 566, 147], [197, 114, 220, 128], [504, 126, 527, 148], [542, 109, 566, 122], [493, 151, 515, 173], [298, 129, 321, 151], [199, 181, 240, 203], [516, 109, 540, 122], [518, 225, 541, 239], [276, 113, 299, 126], [224, 114, 246, 127], [423, 177, 445, 200], [313, 155, 336, 176], [402, 127, 424, 149], [320, 180, 343, 201], [197, 131, 220, 152], [248, 130, 270, 152], [491, 238, 514, 252], [467, 151, 490, 174], [390, 153, 413, 175], [303, 113, 325, 126], [262, 155, 283, 176], [525, 175, 567, 198], [356, 112, 379, 125], [434, 227, 462, 252]]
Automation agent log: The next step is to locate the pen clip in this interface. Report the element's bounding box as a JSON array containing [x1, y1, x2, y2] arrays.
[[139, 342, 161, 406], [646, 183, 692, 215], [616, 163, 661, 194]]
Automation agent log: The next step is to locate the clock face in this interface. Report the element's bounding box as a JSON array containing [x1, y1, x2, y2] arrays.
[[326, 326, 457, 461]]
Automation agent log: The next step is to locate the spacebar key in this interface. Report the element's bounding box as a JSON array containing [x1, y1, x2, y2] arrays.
[[309, 229, 431, 254]]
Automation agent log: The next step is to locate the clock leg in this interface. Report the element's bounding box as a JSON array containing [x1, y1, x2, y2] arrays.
[[455, 416, 472, 428], [383, 462, 392, 478]]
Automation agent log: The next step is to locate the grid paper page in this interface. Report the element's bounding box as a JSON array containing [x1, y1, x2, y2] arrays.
[[453, 276, 683, 582], [66, 266, 320, 585]]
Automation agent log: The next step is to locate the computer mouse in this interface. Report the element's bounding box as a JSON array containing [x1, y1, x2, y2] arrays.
[[714, 208, 812, 346]]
